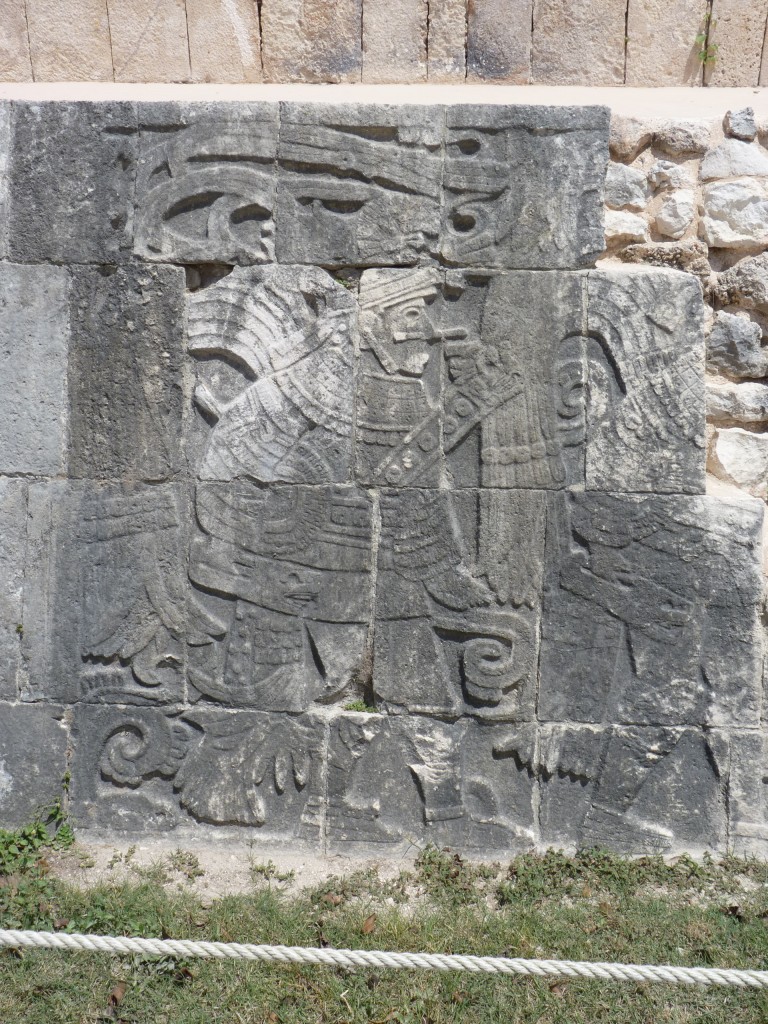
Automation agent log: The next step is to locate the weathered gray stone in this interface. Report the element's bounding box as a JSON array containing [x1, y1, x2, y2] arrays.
[[609, 116, 653, 163], [701, 179, 768, 249], [604, 210, 648, 245], [0, 263, 69, 476], [539, 724, 728, 854], [0, 481, 26, 701], [716, 252, 768, 312], [134, 103, 278, 264], [327, 715, 537, 850], [0, 102, 10, 259], [71, 706, 324, 836], [441, 105, 609, 269], [727, 731, 768, 856], [187, 265, 356, 483], [277, 103, 441, 267], [539, 491, 764, 729], [586, 268, 706, 494], [707, 380, 768, 426], [653, 120, 712, 157], [605, 163, 648, 211], [68, 265, 185, 481], [707, 310, 768, 379], [620, 239, 713, 294], [0, 705, 67, 828], [656, 190, 695, 239], [373, 488, 541, 721], [700, 138, 768, 180], [188, 483, 374, 709], [9, 103, 136, 264], [648, 159, 694, 191], [711, 427, 768, 499], [23, 481, 190, 705], [724, 107, 757, 141]]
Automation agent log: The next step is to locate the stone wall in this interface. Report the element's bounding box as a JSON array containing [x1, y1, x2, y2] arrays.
[[3, 0, 768, 85], [0, 98, 766, 857]]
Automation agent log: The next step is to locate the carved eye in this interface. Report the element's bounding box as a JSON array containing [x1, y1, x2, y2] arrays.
[[230, 203, 271, 225], [451, 212, 476, 233], [318, 199, 366, 215], [457, 137, 481, 155]]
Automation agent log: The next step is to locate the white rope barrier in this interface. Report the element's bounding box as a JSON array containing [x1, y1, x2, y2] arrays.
[[1, 930, 767, 988]]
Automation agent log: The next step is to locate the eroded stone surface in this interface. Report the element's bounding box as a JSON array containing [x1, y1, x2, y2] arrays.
[[626, 0, 707, 87], [532, 0, 625, 85], [0, 481, 26, 701], [0, 706, 67, 828], [262, 0, 361, 83], [109, 0, 191, 82], [26, 0, 113, 81], [707, 311, 768, 379], [701, 179, 768, 249], [187, 0, 262, 83], [467, 0, 532, 83], [605, 163, 648, 211]]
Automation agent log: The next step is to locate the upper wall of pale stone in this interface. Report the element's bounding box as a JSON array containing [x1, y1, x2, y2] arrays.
[[3, 0, 768, 86]]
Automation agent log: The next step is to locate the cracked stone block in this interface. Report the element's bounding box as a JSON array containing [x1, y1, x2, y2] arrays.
[[441, 105, 609, 269], [109, 0, 191, 82], [186, 265, 356, 483], [726, 731, 768, 856], [71, 705, 325, 836], [586, 268, 705, 494], [0, 705, 67, 828], [134, 103, 278, 264], [68, 264, 185, 481], [0, 264, 69, 476], [23, 481, 190, 706], [26, 0, 113, 81], [538, 724, 728, 854], [327, 714, 536, 851], [188, 483, 374, 710], [0, 1, 33, 80], [8, 103, 136, 264], [186, 0, 262, 83], [261, 0, 361, 83], [0, 481, 26, 701], [373, 489, 542, 721], [626, 0, 708, 87], [0, 102, 9, 258], [276, 104, 442, 267], [539, 491, 764, 729], [707, 311, 768, 379]]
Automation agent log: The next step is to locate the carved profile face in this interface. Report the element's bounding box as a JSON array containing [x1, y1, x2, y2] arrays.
[[359, 268, 441, 377]]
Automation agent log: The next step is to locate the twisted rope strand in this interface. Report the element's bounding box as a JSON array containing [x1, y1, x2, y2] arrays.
[[0, 930, 767, 988]]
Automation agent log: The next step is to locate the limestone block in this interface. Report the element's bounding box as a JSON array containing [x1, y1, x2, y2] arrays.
[[724, 107, 758, 141], [700, 139, 768, 180], [428, 0, 466, 81], [277, 104, 441, 267], [604, 210, 649, 245], [362, 0, 427, 83], [707, 310, 768, 379], [605, 163, 648, 211], [261, 0, 360, 83], [68, 265, 185, 481], [712, 427, 768, 498], [109, 0, 191, 82], [134, 103, 278, 264], [467, 0, 531, 83], [26, 0, 112, 81], [717, 252, 768, 312], [727, 731, 768, 856], [586, 268, 706, 494], [186, 265, 357, 483], [0, 264, 69, 476], [707, 380, 768, 426], [372, 488, 542, 721], [23, 481, 190, 705], [653, 120, 712, 157], [441, 105, 609, 269], [327, 715, 537, 850], [620, 239, 713, 294], [0, 102, 9, 259], [656, 191, 695, 239], [0, 0, 33, 81], [648, 160, 694, 191], [9, 102, 135, 264], [709, 1, 767, 87], [71, 706, 324, 835], [609, 116, 653, 163], [0, 705, 67, 828], [532, 0, 625, 85], [187, 0, 262, 83], [701, 180, 768, 249], [540, 491, 764, 729], [626, 0, 707, 86], [188, 484, 374, 709], [0, 481, 26, 701], [539, 724, 728, 854]]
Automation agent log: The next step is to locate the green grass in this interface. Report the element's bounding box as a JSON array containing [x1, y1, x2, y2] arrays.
[[2, 821, 768, 1023]]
